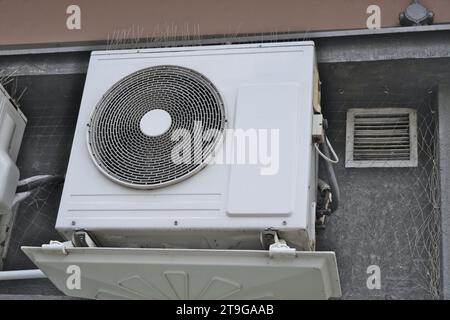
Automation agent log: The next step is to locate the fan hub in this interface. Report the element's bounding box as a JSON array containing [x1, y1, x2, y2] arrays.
[[139, 109, 172, 137]]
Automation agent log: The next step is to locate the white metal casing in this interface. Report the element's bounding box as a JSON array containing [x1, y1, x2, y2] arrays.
[[56, 42, 318, 250], [0, 85, 27, 214]]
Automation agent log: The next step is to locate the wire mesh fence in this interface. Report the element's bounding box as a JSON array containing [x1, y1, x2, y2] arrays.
[[397, 96, 441, 299]]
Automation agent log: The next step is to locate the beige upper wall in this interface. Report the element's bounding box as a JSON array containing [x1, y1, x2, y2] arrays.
[[1, 0, 449, 46]]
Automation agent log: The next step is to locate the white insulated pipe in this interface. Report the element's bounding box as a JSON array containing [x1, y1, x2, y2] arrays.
[[0, 269, 46, 281]]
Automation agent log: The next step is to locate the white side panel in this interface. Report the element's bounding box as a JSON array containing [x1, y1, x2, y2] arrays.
[[226, 84, 301, 216], [22, 245, 341, 300], [0, 86, 27, 213]]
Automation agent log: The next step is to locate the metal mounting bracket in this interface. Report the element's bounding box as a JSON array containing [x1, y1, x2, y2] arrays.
[[41, 241, 73, 256], [265, 230, 296, 259]]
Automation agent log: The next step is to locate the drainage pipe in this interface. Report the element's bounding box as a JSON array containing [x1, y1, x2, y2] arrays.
[[0, 269, 46, 281]]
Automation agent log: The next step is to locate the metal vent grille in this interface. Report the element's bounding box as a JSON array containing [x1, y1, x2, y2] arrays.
[[345, 108, 417, 168], [88, 65, 226, 189]]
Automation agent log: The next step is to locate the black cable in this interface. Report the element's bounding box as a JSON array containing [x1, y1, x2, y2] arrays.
[[320, 138, 340, 212]]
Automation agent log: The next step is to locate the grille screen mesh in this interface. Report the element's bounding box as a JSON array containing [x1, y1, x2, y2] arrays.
[[353, 113, 411, 161], [88, 65, 225, 189]]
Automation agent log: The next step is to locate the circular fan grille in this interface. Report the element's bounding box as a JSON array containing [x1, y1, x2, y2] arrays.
[[87, 65, 226, 189]]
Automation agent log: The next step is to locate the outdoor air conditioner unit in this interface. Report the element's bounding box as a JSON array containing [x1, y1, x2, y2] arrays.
[[23, 42, 341, 300], [0, 84, 27, 215]]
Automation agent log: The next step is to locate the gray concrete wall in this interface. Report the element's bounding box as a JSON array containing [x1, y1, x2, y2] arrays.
[[316, 61, 445, 299], [439, 84, 450, 299]]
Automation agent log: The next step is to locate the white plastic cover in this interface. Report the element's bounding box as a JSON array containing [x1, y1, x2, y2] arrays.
[[22, 245, 341, 300], [0, 85, 27, 214]]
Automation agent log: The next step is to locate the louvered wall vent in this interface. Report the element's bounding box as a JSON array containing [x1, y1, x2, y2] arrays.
[[345, 108, 417, 168]]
